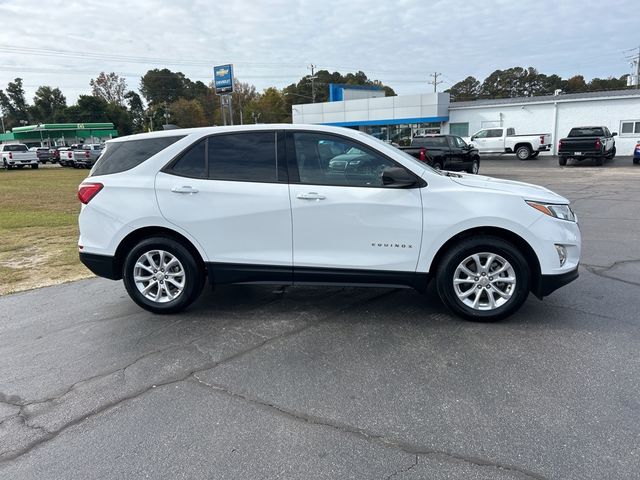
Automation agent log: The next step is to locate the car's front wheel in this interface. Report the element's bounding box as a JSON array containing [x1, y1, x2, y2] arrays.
[[467, 159, 479, 174], [123, 237, 205, 314], [436, 236, 530, 321]]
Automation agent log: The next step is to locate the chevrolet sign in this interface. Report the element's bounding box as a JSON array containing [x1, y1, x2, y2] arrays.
[[213, 64, 234, 94]]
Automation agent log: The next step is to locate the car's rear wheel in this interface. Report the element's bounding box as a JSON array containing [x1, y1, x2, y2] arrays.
[[607, 146, 616, 159], [436, 236, 530, 321], [31, 163, 38, 169], [634, 157, 639, 165], [516, 145, 532, 160], [123, 237, 205, 314], [594, 157, 604, 166], [558, 157, 567, 166]]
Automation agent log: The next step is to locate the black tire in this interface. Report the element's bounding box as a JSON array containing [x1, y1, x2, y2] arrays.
[[594, 157, 604, 166], [530, 152, 540, 158], [466, 159, 479, 174], [558, 157, 567, 166], [607, 146, 616, 159], [31, 163, 39, 169], [122, 236, 205, 314], [633, 157, 639, 165], [516, 145, 532, 160], [435, 236, 530, 322], [16, 165, 24, 169]]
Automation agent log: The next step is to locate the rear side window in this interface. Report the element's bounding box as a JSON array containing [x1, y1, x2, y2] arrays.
[[412, 137, 447, 148], [170, 140, 206, 178], [91, 136, 185, 176], [208, 132, 277, 182]]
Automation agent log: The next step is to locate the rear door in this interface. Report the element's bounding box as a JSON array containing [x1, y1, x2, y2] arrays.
[[287, 131, 423, 278], [155, 131, 293, 282]]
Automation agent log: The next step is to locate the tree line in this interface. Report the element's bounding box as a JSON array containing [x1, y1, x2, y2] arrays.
[[0, 69, 394, 135], [446, 67, 630, 101], [0, 65, 632, 135]]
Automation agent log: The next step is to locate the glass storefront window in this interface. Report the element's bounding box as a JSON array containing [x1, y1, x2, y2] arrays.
[[363, 122, 442, 145]]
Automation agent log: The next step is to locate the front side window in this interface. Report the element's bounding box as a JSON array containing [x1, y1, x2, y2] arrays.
[[473, 130, 488, 139], [454, 136, 467, 148], [487, 129, 503, 138], [292, 132, 397, 187], [208, 132, 277, 182]]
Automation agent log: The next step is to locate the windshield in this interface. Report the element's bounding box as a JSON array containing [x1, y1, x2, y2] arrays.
[[358, 132, 440, 174]]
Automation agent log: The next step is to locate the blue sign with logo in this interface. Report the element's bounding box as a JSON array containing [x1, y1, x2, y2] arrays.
[[214, 64, 234, 94]]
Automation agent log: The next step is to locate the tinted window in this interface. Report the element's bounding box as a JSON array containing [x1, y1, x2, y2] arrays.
[[568, 128, 605, 137], [208, 132, 277, 182], [92, 136, 184, 176], [293, 132, 396, 187], [412, 137, 448, 148], [473, 130, 488, 139], [171, 140, 206, 177], [3, 144, 28, 152], [454, 136, 467, 148], [486, 129, 503, 138]]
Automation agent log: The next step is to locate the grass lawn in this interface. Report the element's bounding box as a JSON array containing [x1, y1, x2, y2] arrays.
[[0, 166, 92, 295]]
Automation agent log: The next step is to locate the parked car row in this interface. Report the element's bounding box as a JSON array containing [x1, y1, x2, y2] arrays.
[[58, 144, 104, 168]]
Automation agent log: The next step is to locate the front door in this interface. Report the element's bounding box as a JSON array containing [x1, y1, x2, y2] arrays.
[[286, 131, 423, 279]]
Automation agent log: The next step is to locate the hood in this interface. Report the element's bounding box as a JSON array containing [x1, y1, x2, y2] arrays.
[[450, 173, 569, 203]]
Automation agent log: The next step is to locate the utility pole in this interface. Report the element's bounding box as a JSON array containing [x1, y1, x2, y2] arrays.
[[252, 112, 261, 124], [308, 64, 317, 103], [428, 72, 444, 93], [636, 46, 640, 89], [163, 101, 170, 126]]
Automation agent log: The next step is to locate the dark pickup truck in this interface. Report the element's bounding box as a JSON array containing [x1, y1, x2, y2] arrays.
[[558, 126, 617, 166], [398, 135, 480, 173]]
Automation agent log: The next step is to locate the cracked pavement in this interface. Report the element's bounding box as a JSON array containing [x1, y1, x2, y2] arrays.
[[1, 156, 639, 479]]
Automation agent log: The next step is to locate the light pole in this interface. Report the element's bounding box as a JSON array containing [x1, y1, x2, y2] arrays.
[[0, 108, 5, 134]]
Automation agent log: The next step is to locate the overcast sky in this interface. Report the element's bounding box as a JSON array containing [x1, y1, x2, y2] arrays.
[[0, 0, 638, 104]]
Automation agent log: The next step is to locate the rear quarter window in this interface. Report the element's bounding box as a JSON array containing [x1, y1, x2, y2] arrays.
[[91, 136, 185, 176]]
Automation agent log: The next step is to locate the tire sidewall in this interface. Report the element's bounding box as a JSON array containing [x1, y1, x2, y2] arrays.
[[122, 237, 203, 314], [516, 146, 531, 160], [436, 236, 530, 321]]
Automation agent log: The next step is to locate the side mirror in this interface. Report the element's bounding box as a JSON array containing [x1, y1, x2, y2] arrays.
[[382, 167, 418, 188], [470, 136, 476, 141], [612, 132, 618, 137]]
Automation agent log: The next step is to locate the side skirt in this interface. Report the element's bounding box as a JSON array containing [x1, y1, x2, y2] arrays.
[[207, 263, 429, 290]]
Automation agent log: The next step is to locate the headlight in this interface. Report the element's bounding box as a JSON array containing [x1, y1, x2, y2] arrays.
[[526, 201, 576, 222]]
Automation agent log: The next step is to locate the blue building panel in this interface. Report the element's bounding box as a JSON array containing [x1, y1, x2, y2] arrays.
[[322, 116, 449, 127]]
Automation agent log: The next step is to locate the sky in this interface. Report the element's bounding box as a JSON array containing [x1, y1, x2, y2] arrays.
[[0, 0, 639, 105]]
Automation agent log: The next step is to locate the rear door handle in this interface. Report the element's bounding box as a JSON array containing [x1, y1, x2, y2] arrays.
[[171, 186, 199, 194], [296, 192, 326, 200]]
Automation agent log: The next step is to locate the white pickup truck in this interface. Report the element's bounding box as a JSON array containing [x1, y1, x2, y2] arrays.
[[1, 143, 39, 169], [463, 127, 552, 160]]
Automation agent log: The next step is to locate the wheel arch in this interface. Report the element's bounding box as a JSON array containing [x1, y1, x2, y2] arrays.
[[514, 142, 533, 150], [113, 226, 207, 280], [428, 226, 541, 291]]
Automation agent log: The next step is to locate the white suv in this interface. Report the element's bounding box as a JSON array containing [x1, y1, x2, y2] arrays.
[[78, 124, 581, 321]]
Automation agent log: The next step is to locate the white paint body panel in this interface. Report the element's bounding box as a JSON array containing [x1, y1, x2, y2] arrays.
[[78, 124, 581, 283]]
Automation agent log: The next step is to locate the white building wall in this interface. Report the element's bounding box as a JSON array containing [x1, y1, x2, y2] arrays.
[[448, 95, 640, 155]]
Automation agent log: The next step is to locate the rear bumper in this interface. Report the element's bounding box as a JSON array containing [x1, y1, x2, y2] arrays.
[[533, 266, 579, 298], [79, 252, 120, 280]]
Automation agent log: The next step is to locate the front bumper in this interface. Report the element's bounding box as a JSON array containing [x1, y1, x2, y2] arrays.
[[532, 265, 579, 298], [79, 252, 120, 280]]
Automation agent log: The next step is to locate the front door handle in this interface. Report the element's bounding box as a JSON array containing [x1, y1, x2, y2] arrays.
[[296, 192, 326, 200], [171, 186, 199, 194]]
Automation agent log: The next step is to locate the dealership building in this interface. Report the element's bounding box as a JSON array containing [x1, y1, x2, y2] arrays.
[[292, 85, 640, 154]]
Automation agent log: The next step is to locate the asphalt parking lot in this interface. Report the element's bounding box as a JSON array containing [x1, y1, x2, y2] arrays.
[[1, 155, 639, 480]]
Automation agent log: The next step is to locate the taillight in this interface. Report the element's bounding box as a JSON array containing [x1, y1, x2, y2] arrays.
[[540, 135, 544, 144], [78, 183, 103, 204], [85, 150, 90, 158], [68, 152, 72, 158], [558, 140, 563, 151], [419, 147, 426, 161], [8, 152, 12, 159], [594, 139, 602, 150]]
